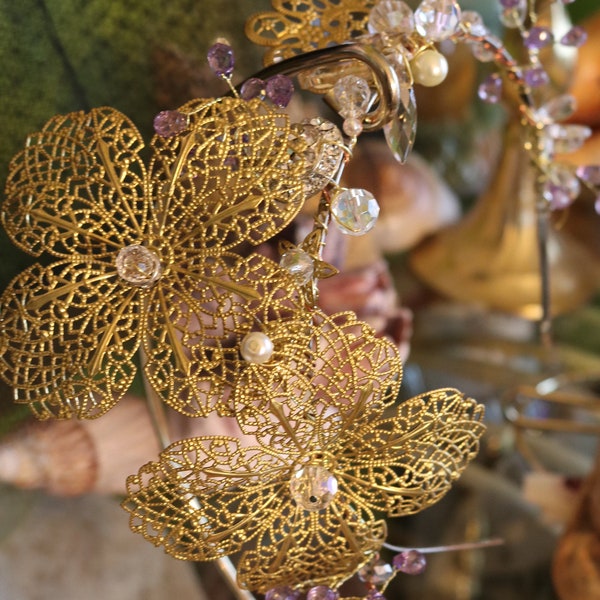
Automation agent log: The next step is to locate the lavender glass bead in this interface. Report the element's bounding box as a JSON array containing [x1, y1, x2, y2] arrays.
[[153, 110, 187, 137], [207, 42, 234, 77], [524, 26, 553, 50], [240, 77, 265, 100], [306, 586, 339, 600], [265, 586, 301, 600], [478, 74, 503, 104], [560, 25, 587, 48], [266, 74, 294, 107], [366, 591, 386, 600], [393, 550, 427, 575]]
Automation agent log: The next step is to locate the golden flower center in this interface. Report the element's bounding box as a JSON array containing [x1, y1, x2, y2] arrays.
[[116, 244, 162, 288]]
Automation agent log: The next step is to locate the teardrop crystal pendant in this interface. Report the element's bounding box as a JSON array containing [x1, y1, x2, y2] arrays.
[[384, 87, 417, 164]]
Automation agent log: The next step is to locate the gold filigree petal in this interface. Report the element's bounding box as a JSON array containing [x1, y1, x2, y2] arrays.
[[149, 97, 305, 253], [122, 436, 288, 561], [246, 0, 377, 64], [3, 107, 148, 258], [337, 389, 485, 517], [0, 260, 141, 419], [237, 500, 386, 592], [143, 253, 306, 418]]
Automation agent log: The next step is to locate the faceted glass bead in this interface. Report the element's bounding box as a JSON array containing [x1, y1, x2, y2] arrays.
[[499, 0, 526, 28], [543, 165, 581, 210], [524, 66, 549, 88], [265, 587, 301, 600], [207, 43, 234, 77], [116, 245, 162, 288], [384, 86, 417, 164], [280, 249, 314, 285], [306, 586, 339, 600], [343, 117, 364, 138], [478, 73, 503, 104], [544, 124, 592, 154], [266, 74, 294, 108], [560, 25, 588, 48], [366, 591, 386, 600], [368, 0, 415, 35], [289, 464, 338, 512], [535, 94, 577, 124], [331, 188, 380, 236], [332, 75, 371, 119], [524, 26, 554, 50], [153, 110, 188, 137], [470, 34, 502, 62], [392, 550, 427, 575], [358, 557, 394, 585], [240, 332, 275, 364], [460, 10, 488, 36], [240, 77, 266, 100], [414, 0, 461, 42], [576, 165, 600, 185]]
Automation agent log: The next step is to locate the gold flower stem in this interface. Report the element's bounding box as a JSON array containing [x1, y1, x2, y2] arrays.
[[242, 43, 401, 132], [137, 342, 256, 600]]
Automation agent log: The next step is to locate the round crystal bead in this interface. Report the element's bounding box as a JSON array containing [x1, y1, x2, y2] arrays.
[[265, 587, 301, 600], [240, 332, 275, 364], [306, 586, 339, 600], [280, 249, 314, 285], [460, 10, 487, 36], [478, 73, 503, 104], [343, 117, 363, 138], [358, 557, 394, 585], [332, 75, 371, 119], [116, 245, 162, 288], [290, 464, 338, 512], [392, 550, 427, 575], [414, 0, 461, 41], [331, 188, 380, 236], [368, 0, 415, 35]]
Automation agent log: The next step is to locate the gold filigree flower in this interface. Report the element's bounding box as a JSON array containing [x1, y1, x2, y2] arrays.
[[0, 98, 307, 419], [246, 0, 377, 65], [122, 312, 485, 593]]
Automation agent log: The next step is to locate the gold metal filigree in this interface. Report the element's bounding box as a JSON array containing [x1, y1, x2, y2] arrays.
[[246, 0, 377, 64], [123, 373, 485, 593], [0, 98, 307, 419]]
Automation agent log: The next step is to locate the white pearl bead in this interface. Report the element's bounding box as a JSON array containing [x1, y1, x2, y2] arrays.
[[240, 332, 274, 364], [411, 49, 449, 87]]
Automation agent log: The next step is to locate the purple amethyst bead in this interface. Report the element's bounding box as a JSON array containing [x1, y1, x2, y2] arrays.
[[207, 42, 235, 77], [153, 110, 187, 137], [392, 550, 427, 575], [265, 586, 301, 600], [266, 74, 294, 108], [478, 73, 503, 104], [499, 0, 520, 7], [240, 77, 266, 100], [524, 26, 554, 50], [524, 66, 549, 88], [576, 165, 600, 185], [306, 586, 339, 600], [560, 25, 588, 48], [366, 590, 386, 600]]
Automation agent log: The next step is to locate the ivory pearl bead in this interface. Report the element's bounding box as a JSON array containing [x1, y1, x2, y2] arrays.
[[240, 332, 275, 364], [411, 49, 449, 87]]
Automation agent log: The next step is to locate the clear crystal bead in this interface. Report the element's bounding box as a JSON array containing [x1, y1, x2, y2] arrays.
[[460, 10, 487, 36], [240, 332, 275, 364], [116, 245, 162, 288], [535, 94, 577, 124], [368, 0, 415, 34], [280, 249, 314, 285], [543, 165, 581, 209], [544, 124, 592, 154], [470, 34, 502, 62], [331, 188, 380, 236], [358, 557, 394, 585], [290, 465, 338, 512], [414, 0, 461, 41], [332, 75, 371, 118], [499, 0, 527, 28], [384, 86, 417, 164]]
